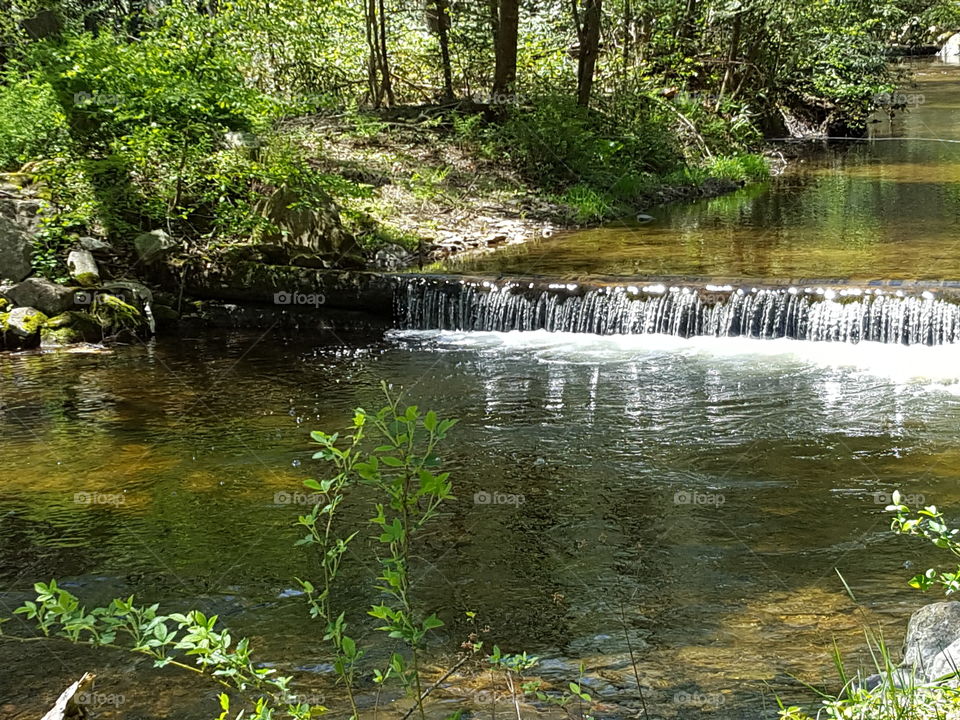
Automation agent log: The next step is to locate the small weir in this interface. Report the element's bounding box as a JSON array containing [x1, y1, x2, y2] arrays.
[[400, 276, 960, 345]]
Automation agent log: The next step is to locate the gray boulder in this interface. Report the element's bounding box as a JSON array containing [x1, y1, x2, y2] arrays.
[[902, 602, 960, 671], [925, 637, 960, 685], [5, 277, 76, 316], [66, 249, 100, 287], [5, 306, 47, 341], [939, 33, 960, 64], [134, 229, 175, 264], [79, 236, 112, 254], [372, 244, 415, 270], [0, 215, 32, 283]]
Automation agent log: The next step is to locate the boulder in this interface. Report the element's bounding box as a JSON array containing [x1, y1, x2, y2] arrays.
[[134, 229, 175, 264], [5, 277, 76, 316], [0, 215, 32, 283], [252, 183, 362, 267], [66, 249, 100, 287], [4, 306, 47, 344], [902, 601, 960, 681], [372, 244, 415, 270], [40, 312, 102, 347], [939, 33, 960, 64], [924, 637, 960, 685], [78, 236, 112, 254]]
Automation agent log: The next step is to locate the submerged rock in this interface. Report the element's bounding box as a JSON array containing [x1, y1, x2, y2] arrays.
[[5, 277, 75, 316], [0, 215, 32, 283], [66, 249, 100, 287]]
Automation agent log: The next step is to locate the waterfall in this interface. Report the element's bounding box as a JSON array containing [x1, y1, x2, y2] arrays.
[[399, 277, 960, 345]]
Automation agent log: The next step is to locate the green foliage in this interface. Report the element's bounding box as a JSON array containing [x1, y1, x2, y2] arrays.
[[297, 384, 457, 719], [5, 580, 322, 719], [0, 74, 65, 169], [888, 490, 960, 594]]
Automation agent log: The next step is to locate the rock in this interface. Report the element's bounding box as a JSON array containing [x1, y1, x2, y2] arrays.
[[924, 637, 960, 685], [5, 277, 76, 316], [66, 249, 100, 287], [134, 229, 176, 264], [252, 183, 362, 267], [4, 306, 47, 344], [0, 215, 32, 283], [902, 602, 960, 672], [151, 304, 180, 328], [939, 33, 960, 63], [78, 236, 112, 254], [372, 244, 415, 270], [101, 280, 153, 308], [40, 312, 103, 347]]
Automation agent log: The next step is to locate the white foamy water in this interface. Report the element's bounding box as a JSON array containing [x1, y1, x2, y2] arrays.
[[388, 328, 960, 389]]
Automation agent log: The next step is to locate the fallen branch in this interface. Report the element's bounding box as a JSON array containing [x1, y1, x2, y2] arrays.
[[42, 672, 96, 720]]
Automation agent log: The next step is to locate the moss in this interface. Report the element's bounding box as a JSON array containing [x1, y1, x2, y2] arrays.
[[41, 325, 83, 347], [0, 297, 8, 313], [73, 271, 99, 288], [16, 309, 47, 336], [43, 311, 102, 341], [91, 293, 144, 332]]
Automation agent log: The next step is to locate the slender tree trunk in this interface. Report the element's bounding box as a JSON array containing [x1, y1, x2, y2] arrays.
[[716, 10, 742, 109], [492, 0, 519, 97], [378, 0, 395, 106], [431, 0, 454, 101], [576, 0, 602, 107], [365, 0, 381, 105]]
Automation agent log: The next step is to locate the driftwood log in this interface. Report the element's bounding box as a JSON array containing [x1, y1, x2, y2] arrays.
[[41, 673, 95, 720]]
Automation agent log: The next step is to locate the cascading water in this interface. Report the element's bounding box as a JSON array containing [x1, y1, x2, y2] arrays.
[[399, 277, 960, 345]]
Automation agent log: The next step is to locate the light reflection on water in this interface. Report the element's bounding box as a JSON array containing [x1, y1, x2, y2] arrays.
[[0, 329, 957, 718]]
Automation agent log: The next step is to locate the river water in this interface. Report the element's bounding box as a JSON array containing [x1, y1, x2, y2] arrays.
[[4, 62, 960, 720]]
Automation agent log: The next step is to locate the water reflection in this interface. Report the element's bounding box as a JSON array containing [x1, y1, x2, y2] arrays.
[[439, 61, 960, 281]]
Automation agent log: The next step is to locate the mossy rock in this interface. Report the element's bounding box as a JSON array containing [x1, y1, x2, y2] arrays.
[[41, 312, 103, 347], [0, 297, 9, 312], [2, 307, 47, 348], [91, 293, 145, 333]]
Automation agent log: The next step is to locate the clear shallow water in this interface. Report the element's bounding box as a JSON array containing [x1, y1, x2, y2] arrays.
[[2, 330, 959, 718], [440, 61, 960, 281]]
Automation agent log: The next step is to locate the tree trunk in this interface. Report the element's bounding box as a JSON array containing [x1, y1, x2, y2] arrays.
[[431, 0, 454, 101], [492, 0, 519, 97], [576, 0, 602, 107], [377, 0, 395, 106], [716, 10, 743, 109]]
